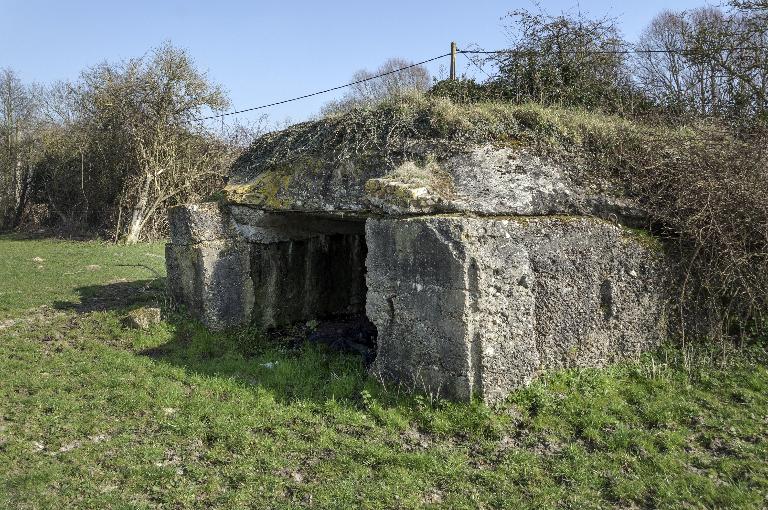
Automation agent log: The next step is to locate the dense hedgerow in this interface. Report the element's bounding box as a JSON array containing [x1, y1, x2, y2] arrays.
[[235, 94, 768, 340]]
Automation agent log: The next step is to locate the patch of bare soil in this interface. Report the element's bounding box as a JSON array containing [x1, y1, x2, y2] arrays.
[[0, 306, 67, 332]]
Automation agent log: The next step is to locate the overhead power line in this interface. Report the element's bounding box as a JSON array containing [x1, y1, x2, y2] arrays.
[[199, 44, 768, 121], [196, 53, 451, 121], [461, 51, 493, 80], [460, 46, 768, 56]]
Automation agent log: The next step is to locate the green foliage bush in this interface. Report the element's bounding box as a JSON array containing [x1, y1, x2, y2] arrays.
[[427, 78, 508, 104]]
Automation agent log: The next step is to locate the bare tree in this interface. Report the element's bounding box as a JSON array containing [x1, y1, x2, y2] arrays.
[[75, 43, 230, 243], [717, 2, 768, 123], [634, 10, 694, 113], [634, 5, 768, 123], [0, 69, 39, 229], [321, 58, 431, 115], [731, 0, 768, 11]]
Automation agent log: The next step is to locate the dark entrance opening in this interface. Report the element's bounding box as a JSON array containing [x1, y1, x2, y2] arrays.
[[248, 213, 377, 359]]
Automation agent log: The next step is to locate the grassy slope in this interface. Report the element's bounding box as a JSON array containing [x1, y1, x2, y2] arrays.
[[0, 238, 767, 509]]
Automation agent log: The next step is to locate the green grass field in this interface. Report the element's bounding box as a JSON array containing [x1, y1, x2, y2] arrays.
[[1, 236, 767, 509]]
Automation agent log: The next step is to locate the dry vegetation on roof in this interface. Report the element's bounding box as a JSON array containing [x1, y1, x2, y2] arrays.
[[231, 94, 669, 179], [234, 93, 768, 341]]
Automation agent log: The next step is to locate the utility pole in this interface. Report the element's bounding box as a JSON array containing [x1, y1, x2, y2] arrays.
[[450, 41, 457, 80]]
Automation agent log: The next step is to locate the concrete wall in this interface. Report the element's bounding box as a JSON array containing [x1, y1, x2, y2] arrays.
[[166, 203, 367, 329], [166, 204, 674, 403], [365, 215, 671, 403]]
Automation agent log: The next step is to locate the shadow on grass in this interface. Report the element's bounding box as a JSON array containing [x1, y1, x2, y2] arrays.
[[140, 313, 386, 406], [52, 278, 167, 313], [57, 279, 385, 407], [0, 228, 104, 241]]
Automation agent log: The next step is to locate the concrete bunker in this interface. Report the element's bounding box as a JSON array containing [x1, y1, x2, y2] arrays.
[[167, 142, 674, 403], [166, 206, 371, 329]]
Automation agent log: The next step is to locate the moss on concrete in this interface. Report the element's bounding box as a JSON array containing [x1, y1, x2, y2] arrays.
[[621, 226, 665, 253], [224, 167, 294, 209], [364, 159, 456, 210]]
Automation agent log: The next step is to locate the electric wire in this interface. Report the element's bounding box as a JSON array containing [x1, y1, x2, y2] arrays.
[[196, 53, 451, 121], [199, 45, 768, 120]]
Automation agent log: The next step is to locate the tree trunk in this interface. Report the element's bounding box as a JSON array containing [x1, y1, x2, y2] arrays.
[[11, 160, 30, 228], [124, 173, 153, 244]]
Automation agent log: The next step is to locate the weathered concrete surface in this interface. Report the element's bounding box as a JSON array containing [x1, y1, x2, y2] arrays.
[[225, 160, 372, 215], [167, 143, 675, 403], [366, 215, 670, 403], [169, 202, 363, 244], [166, 240, 254, 330], [167, 203, 367, 330], [168, 202, 236, 245], [224, 145, 644, 221]]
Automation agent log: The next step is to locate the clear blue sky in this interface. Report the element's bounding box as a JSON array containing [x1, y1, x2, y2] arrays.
[[1, 0, 711, 125]]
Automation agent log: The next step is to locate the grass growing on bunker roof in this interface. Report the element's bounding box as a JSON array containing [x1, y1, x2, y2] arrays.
[[231, 93, 691, 182]]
